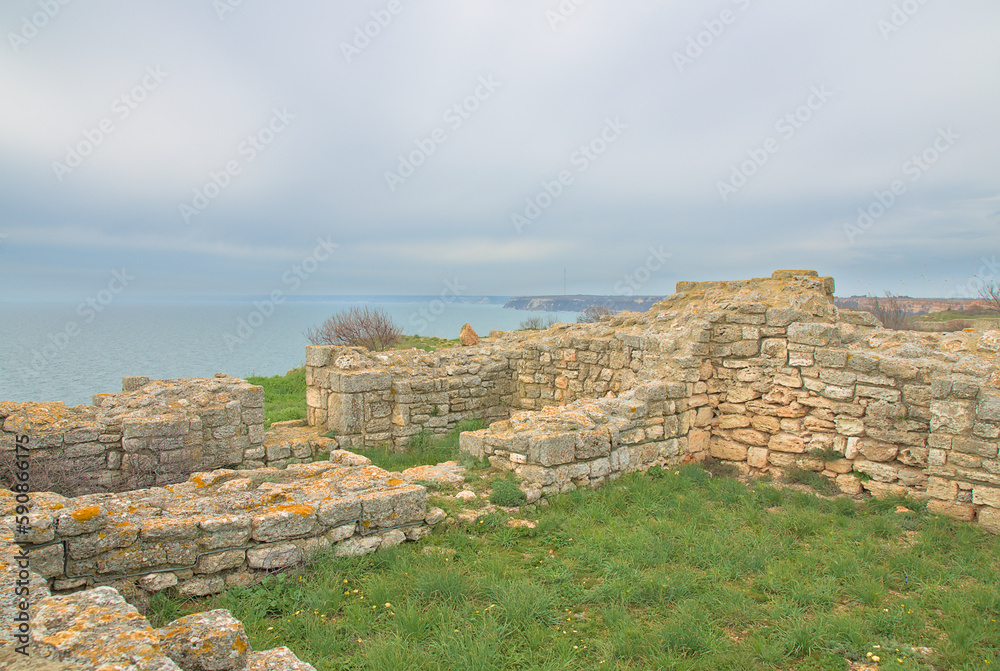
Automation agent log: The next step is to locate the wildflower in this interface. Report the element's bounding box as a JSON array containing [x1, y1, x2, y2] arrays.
[[873, 656, 880, 662], [385, 602, 391, 608]]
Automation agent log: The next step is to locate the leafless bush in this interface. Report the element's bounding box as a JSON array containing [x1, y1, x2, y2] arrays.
[[519, 314, 558, 330], [304, 306, 402, 351], [577, 305, 618, 323], [866, 292, 909, 330], [0, 451, 98, 498], [978, 281, 1000, 314], [0, 447, 199, 498]]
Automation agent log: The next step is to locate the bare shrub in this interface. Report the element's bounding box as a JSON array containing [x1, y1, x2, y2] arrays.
[[519, 315, 557, 330], [304, 306, 402, 351], [866, 292, 909, 330], [0, 451, 98, 497], [577, 305, 618, 323], [978, 281, 1000, 314]]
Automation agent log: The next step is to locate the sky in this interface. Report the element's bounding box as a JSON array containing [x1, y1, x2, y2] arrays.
[[1, 0, 999, 302]]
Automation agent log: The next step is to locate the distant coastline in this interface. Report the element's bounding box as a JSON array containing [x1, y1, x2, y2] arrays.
[[503, 295, 667, 312]]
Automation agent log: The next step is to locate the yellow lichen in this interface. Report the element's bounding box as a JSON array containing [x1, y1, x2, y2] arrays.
[[275, 504, 315, 517], [386, 478, 404, 486], [71, 505, 101, 522]]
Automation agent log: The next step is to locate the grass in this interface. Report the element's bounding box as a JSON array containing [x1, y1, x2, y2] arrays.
[[247, 367, 307, 428], [350, 419, 487, 473], [396, 335, 462, 351], [145, 466, 1000, 671]]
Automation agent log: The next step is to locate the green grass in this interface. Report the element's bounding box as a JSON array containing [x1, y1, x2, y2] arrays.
[[145, 467, 1000, 671], [397, 335, 462, 352], [247, 367, 307, 428], [350, 420, 487, 472]]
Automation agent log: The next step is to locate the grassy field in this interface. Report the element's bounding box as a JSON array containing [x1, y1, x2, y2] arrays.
[[345, 420, 487, 472], [146, 466, 1000, 671]]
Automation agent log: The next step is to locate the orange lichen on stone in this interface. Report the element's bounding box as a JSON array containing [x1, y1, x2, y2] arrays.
[[72, 506, 102, 522], [386, 478, 404, 486], [275, 504, 316, 517]]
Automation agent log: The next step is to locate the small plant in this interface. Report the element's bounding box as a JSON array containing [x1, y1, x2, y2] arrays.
[[577, 305, 618, 323], [323, 429, 338, 439], [304, 306, 402, 351], [519, 315, 557, 330], [786, 467, 839, 496], [489, 473, 527, 507]]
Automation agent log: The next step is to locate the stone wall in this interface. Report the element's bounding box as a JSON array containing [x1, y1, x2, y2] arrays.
[[5, 451, 429, 597], [0, 375, 270, 495], [306, 270, 1000, 535]]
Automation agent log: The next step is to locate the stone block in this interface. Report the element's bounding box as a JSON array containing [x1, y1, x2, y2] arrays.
[[747, 447, 768, 468], [854, 460, 898, 483], [768, 433, 806, 453], [529, 432, 577, 466], [710, 437, 747, 462], [158, 609, 250, 671], [331, 370, 392, 393], [179, 575, 227, 596], [334, 535, 381, 558], [979, 506, 1000, 534], [305, 345, 332, 367], [787, 322, 836, 346], [930, 400, 975, 434], [972, 485, 1000, 508], [858, 438, 898, 463], [927, 499, 976, 522], [247, 543, 303, 569], [952, 437, 999, 458]]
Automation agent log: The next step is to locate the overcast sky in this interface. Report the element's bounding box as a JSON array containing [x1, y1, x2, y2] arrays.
[[1, 0, 998, 302]]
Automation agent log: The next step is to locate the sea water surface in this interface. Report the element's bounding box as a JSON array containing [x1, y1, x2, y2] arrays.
[[0, 299, 579, 407]]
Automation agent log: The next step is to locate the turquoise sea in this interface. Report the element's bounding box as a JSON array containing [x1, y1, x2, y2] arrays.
[[0, 298, 580, 407]]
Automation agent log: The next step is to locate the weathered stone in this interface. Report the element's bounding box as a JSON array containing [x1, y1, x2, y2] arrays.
[[246, 543, 302, 570], [158, 609, 250, 671], [460, 324, 480, 346]]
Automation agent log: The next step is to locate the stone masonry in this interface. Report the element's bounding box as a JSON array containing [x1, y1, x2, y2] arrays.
[[308, 270, 1000, 535], [0, 375, 268, 495]]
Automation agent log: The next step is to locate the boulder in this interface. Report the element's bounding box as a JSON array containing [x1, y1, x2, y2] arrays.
[[459, 323, 479, 346]]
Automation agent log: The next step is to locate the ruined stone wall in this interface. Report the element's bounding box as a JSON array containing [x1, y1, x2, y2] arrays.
[[5, 451, 429, 598], [306, 345, 517, 448], [0, 375, 270, 495]]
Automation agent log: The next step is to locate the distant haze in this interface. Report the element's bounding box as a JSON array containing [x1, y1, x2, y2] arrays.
[[1, 1, 999, 302]]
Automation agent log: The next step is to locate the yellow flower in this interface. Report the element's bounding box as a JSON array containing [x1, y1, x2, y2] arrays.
[[385, 603, 391, 608]]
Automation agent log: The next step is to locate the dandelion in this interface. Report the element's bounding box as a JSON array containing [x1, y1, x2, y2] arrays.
[[873, 656, 880, 663], [385, 602, 391, 608]]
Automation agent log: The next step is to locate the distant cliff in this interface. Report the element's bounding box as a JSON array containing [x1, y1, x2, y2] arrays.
[[503, 295, 667, 312]]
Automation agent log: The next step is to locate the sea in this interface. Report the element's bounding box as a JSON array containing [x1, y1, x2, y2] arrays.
[[0, 297, 580, 407]]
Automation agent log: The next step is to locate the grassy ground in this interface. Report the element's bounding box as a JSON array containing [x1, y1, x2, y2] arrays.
[[247, 368, 307, 428], [146, 466, 1000, 671], [396, 335, 461, 351], [344, 420, 487, 472]]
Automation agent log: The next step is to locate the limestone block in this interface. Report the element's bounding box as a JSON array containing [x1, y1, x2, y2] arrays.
[[179, 575, 227, 597], [359, 485, 426, 528], [31, 587, 183, 670], [425, 508, 447, 525], [979, 506, 1000, 534], [198, 516, 251, 550], [379, 529, 407, 550], [952, 437, 999, 458], [334, 535, 381, 558], [768, 433, 805, 453], [731, 428, 769, 447], [787, 322, 835, 346], [528, 432, 576, 466], [751, 415, 780, 434], [972, 485, 1000, 508], [158, 609, 250, 671], [854, 460, 898, 483], [930, 400, 975, 434], [747, 447, 768, 468], [858, 438, 898, 463], [247, 543, 302, 569], [826, 459, 853, 474], [328, 393, 365, 434], [247, 646, 318, 671], [836, 474, 863, 495], [718, 414, 751, 429], [305, 345, 332, 367], [766, 308, 810, 327], [927, 499, 976, 522], [195, 549, 246, 574], [710, 437, 747, 462]]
